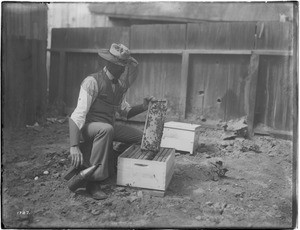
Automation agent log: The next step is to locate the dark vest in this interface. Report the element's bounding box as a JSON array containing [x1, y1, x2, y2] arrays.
[[85, 70, 129, 125]]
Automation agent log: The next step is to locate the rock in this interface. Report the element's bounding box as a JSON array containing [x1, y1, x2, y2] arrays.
[[129, 196, 138, 203], [104, 201, 112, 207], [53, 173, 60, 178], [23, 191, 30, 196], [109, 212, 117, 218], [34, 176, 39, 180], [205, 201, 213, 206], [220, 141, 229, 148], [193, 188, 205, 196], [137, 191, 143, 197], [268, 152, 275, 157], [115, 187, 126, 192], [91, 209, 101, 215], [43, 171, 49, 175], [195, 215, 202, 220]]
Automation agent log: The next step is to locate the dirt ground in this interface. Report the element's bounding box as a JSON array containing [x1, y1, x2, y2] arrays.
[[2, 118, 295, 228]]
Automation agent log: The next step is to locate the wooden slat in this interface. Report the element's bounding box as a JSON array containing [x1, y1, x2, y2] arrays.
[[127, 146, 141, 158], [256, 22, 292, 50], [157, 149, 169, 162], [186, 55, 228, 121], [152, 148, 165, 161], [130, 24, 186, 50], [246, 53, 260, 138], [161, 149, 172, 162], [254, 55, 293, 132], [224, 55, 250, 121], [57, 51, 66, 102], [138, 150, 148, 159], [126, 54, 182, 121], [179, 51, 189, 120], [187, 22, 256, 50], [131, 147, 143, 159], [47, 48, 293, 56]]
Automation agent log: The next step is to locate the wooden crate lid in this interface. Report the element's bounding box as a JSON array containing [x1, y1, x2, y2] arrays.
[[141, 100, 167, 152], [164, 121, 201, 131]]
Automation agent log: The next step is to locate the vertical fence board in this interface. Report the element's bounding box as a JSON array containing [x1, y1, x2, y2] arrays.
[[127, 24, 186, 120], [256, 22, 293, 50], [255, 56, 293, 131], [224, 56, 250, 121], [187, 22, 256, 50], [127, 54, 182, 121], [130, 24, 186, 49], [246, 53, 260, 137]]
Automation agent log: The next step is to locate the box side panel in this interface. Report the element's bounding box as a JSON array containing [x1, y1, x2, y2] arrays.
[[117, 158, 167, 190], [161, 128, 194, 153], [164, 149, 175, 190]]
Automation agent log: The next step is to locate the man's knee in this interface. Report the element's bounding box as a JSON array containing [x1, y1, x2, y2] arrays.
[[97, 123, 114, 137]]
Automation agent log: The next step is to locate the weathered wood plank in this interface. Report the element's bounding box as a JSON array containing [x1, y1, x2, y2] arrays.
[[187, 22, 256, 50], [255, 55, 293, 132], [256, 22, 292, 50], [130, 24, 186, 50], [186, 55, 228, 122], [179, 51, 189, 120], [224, 55, 250, 121], [126, 54, 182, 121], [48, 48, 293, 56], [246, 53, 260, 138], [57, 51, 66, 102]]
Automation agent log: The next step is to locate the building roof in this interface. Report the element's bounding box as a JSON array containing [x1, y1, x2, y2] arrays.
[[89, 2, 294, 22]]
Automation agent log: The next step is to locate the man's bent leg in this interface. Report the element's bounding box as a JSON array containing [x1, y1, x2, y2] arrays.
[[114, 123, 143, 145], [81, 122, 114, 181]]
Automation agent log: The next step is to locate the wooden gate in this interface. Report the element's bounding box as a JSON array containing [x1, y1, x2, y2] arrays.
[[48, 22, 294, 133]]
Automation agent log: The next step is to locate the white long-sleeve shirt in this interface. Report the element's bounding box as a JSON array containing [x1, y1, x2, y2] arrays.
[[70, 65, 137, 130]]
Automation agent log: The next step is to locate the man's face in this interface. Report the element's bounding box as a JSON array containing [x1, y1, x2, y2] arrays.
[[106, 61, 125, 79]]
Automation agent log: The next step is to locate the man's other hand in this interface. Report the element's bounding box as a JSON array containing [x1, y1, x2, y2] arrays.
[[143, 96, 156, 110], [70, 146, 83, 168]]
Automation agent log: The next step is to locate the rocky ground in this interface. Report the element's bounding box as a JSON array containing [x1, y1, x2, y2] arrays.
[[2, 118, 295, 228]]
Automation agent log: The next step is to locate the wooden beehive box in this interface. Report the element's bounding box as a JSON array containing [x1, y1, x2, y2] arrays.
[[161, 121, 201, 154], [117, 100, 175, 191], [117, 145, 175, 191]]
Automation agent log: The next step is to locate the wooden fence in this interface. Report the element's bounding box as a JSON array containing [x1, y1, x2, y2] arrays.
[[48, 22, 294, 133], [3, 3, 48, 127]]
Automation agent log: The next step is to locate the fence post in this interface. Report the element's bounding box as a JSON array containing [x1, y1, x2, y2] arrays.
[[179, 51, 189, 120], [247, 52, 260, 138]]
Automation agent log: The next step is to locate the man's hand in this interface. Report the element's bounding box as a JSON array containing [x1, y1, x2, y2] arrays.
[[143, 96, 156, 110], [70, 146, 83, 168]]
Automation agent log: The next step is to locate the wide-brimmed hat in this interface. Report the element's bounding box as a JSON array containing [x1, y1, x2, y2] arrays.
[[98, 43, 137, 66]]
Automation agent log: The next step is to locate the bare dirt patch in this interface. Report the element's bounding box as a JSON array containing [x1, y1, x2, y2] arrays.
[[2, 121, 294, 228]]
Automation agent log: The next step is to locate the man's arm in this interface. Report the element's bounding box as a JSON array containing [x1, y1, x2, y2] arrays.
[[69, 76, 98, 168], [126, 96, 155, 119]]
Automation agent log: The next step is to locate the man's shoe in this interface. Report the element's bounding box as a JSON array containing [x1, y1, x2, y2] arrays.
[[86, 182, 108, 200]]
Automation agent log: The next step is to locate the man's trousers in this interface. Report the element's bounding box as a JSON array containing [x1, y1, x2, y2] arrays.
[[80, 121, 143, 181]]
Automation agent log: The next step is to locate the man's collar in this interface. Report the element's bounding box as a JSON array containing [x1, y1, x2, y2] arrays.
[[103, 67, 114, 80]]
